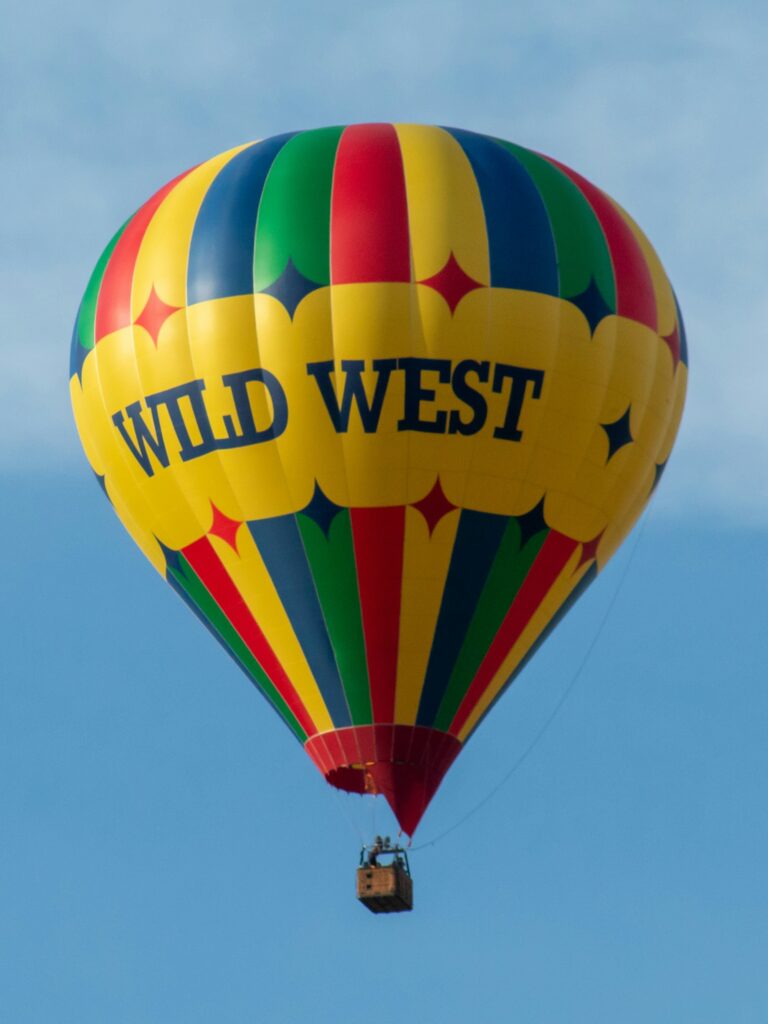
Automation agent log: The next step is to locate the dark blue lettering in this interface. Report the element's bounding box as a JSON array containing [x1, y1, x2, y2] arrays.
[[492, 364, 544, 441], [307, 359, 396, 432], [145, 380, 217, 462], [397, 357, 451, 434], [114, 371, 288, 475], [112, 402, 170, 477], [448, 360, 490, 435], [219, 368, 288, 446]]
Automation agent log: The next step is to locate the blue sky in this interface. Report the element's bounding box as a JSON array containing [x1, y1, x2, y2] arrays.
[[3, 1, 768, 1020]]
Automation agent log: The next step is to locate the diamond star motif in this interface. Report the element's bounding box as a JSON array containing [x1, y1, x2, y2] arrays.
[[260, 259, 322, 319], [577, 529, 605, 569], [300, 482, 343, 536], [600, 406, 634, 461], [158, 539, 183, 576], [412, 478, 457, 535], [568, 276, 613, 334], [516, 498, 548, 547], [419, 253, 484, 314], [207, 502, 243, 552], [134, 286, 182, 346], [661, 323, 681, 369]]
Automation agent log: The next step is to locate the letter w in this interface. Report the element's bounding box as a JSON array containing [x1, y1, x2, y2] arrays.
[[113, 401, 170, 477], [306, 359, 396, 432]]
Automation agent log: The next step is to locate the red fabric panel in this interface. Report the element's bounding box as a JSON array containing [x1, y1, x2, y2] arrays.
[[407, 727, 430, 766], [549, 159, 657, 332], [431, 731, 452, 775], [182, 536, 316, 738], [322, 731, 346, 768], [310, 725, 462, 834], [304, 737, 330, 775], [350, 507, 406, 722], [373, 724, 395, 762], [336, 729, 362, 766], [392, 726, 412, 764], [450, 531, 579, 736], [438, 736, 461, 776], [423, 727, 442, 767], [317, 734, 337, 774], [354, 728, 375, 764], [94, 168, 194, 342], [330, 124, 411, 283]]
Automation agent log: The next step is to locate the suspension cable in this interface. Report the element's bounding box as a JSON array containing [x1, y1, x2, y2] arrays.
[[410, 505, 653, 852]]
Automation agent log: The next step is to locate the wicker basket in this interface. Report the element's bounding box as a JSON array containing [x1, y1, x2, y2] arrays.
[[356, 863, 413, 913]]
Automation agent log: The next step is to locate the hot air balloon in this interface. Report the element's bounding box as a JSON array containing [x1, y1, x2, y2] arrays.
[[70, 124, 687, 858]]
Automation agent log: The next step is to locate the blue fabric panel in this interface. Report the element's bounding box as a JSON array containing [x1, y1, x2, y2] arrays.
[[416, 509, 509, 726], [247, 514, 352, 727], [187, 134, 295, 304], [445, 127, 558, 295]]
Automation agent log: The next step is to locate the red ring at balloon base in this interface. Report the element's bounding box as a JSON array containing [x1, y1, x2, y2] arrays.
[[304, 725, 461, 836]]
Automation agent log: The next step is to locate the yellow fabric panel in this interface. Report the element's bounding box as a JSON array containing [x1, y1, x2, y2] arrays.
[[209, 531, 334, 731], [130, 150, 251, 535], [657, 363, 688, 465], [91, 325, 211, 547], [86, 325, 189, 545], [251, 288, 352, 511], [597, 344, 687, 567], [77, 283, 683, 553], [546, 316, 671, 543], [394, 507, 461, 724], [131, 145, 248, 312], [75, 151, 251, 553], [185, 295, 301, 518], [70, 371, 167, 574], [394, 123, 490, 284], [598, 470, 651, 565]]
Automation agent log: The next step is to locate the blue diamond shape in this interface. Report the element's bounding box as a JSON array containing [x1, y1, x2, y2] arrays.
[[157, 539, 184, 576], [568, 277, 613, 334], [601, 406, 633, 461], [260, 259, 323, 319], [516, 497, 548, 547], [299, 482, 343, 536]]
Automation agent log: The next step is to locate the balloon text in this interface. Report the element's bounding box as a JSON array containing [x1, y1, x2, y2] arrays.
[[111, 359, 545, 477]]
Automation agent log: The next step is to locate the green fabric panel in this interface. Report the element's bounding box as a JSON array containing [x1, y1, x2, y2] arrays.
[[433, 519, 548, 731], [170, 557, 307, 742], [252, 126, 344, 290], [76, 220, 129, 350], [496, 141, 617, 308], [296, 510, 373, 724]]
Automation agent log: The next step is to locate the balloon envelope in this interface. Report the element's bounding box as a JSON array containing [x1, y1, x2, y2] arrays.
[[70, 124, 687, 835]]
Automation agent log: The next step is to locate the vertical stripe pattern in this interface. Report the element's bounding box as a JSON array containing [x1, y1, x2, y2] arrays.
[[71, 124, 688, 834], [330, 124, 411, 283]]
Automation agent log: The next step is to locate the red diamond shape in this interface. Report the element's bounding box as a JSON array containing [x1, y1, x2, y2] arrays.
[[412, 478, 457, 535], [576, 529, 605, 570], [661, 323, 681, 369], [134, 285, 182, 346], [419, 253, 484, 314], [208, 502, 243, 552]]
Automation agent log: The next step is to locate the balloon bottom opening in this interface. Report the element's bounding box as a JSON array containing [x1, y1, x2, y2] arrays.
[[304, 725, 461, 836]]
